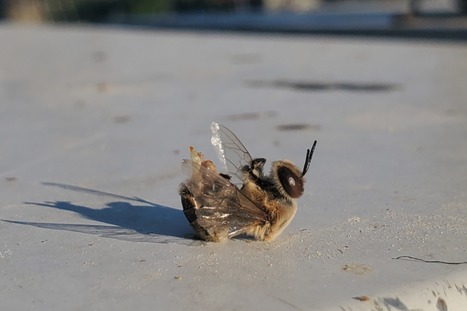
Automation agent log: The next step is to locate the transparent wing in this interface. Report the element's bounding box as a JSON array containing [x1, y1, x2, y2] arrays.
[[182, 159, 268, 239], [211, 122, 253, 183]]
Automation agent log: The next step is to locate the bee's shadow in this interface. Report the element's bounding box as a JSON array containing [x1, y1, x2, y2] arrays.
[[6, 182, 199, 245]]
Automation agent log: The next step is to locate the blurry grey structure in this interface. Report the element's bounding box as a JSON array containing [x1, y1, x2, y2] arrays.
[[1, 0, 467, 22], [458, 0, 467, 12], [409, 0, 467, 14]]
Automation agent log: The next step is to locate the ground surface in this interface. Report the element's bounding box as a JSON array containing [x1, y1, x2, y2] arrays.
[[0, 24, 466, 310]]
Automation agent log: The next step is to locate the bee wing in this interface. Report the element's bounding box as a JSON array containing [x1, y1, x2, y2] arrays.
[[182, 159, 268, 239], [210, 122, 253, 184]]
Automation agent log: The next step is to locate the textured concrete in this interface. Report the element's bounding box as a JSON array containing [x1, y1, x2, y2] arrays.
[[0, 24, 466, 310]]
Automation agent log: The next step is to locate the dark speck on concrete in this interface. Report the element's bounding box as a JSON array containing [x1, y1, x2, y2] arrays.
[[436, 297, 448, 311], [247, 80, 399, 92], [113, 115, 131, 124], [225, 111, 276, 121], [277, 124, 320, 131]]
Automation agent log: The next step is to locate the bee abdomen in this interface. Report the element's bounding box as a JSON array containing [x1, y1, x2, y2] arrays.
[[179, 184, 212, 241]]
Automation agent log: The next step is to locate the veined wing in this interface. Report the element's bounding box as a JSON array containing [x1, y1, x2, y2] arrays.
[[182, 159, 268, 239], [210, 122, 253, 183]]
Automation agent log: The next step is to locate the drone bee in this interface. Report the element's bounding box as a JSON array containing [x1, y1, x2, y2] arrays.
[[179, 122, 317, 242]]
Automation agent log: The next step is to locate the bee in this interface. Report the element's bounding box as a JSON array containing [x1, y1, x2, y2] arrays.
[[179, 122, 317, 242]]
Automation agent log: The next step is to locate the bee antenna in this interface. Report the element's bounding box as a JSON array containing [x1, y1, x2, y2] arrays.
[[301, 140, 317, 176]]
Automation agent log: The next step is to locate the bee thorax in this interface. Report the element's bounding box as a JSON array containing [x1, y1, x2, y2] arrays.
[[262, 199, 297, 241]]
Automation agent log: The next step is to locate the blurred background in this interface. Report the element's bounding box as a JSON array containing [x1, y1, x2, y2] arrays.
[[1, 0, 466, 39]]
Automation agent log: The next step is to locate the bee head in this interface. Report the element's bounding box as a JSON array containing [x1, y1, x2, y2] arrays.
[[271, 142, 317, 200], [271, 161, 304, 199]]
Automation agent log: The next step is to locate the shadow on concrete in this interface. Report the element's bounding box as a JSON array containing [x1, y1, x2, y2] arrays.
[[5, 182, 200, 245]]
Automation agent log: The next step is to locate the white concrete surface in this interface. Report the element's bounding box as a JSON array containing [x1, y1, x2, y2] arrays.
[[0, 24, 466, 310]]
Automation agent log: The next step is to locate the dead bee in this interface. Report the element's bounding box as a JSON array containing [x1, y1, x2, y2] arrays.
[[179, 122, 317, 242]]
